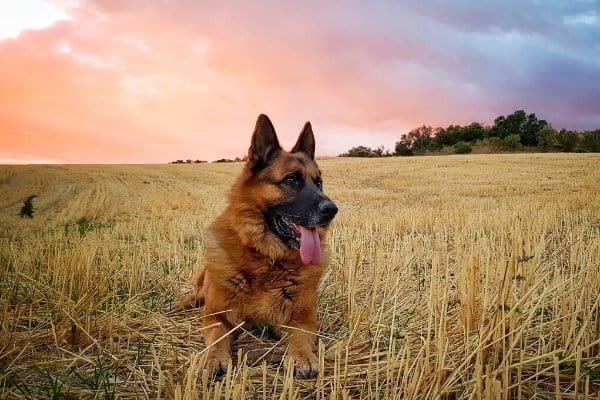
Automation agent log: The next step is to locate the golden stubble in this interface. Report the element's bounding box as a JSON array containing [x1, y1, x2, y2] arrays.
[[0, 153, 598, 399]]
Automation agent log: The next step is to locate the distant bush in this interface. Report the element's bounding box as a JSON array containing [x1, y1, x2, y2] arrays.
[[536, 127, 558, 152], [556, 130, 580, 152], [502, 134, 523, 150], [74, 217, 113, 237], [19, 195, 37, 218], [213, 156, 247, 163], [581, 129, 600, 152], [453, 142, 472, 154], [170, 159, 207, 164], [340, 146, 391, 157], [487, 137, 503, 152]]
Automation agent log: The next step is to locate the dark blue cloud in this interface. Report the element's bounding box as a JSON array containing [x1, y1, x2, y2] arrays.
[[360, 0, 600, 129]]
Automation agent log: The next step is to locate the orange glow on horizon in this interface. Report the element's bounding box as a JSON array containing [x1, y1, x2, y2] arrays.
[[1, 1, 598, 163]]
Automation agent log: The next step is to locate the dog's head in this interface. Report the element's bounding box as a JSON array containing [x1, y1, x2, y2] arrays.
[[238, 114, 338, 265]]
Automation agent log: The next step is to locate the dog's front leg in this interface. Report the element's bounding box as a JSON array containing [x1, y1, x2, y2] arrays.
[[201, 277, 238, 377], [200, 311, 234, 377], [283, 304, 319, 379]]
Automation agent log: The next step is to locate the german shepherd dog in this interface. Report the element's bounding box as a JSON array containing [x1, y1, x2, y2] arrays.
[[176, 114, 338, 379]]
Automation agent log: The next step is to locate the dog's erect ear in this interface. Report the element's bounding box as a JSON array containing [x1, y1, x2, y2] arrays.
[[291, 121, 315, 159], [248, 114, 282, 172]]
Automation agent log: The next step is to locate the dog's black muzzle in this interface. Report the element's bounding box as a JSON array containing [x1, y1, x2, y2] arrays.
[[317, 199, 338, 225], [265, 183, 338, 248]]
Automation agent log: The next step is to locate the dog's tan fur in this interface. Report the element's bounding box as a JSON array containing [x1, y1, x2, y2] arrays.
[[177, 114, 334, 379]]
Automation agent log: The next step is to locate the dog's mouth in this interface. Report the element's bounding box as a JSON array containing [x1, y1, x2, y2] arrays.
[[271, 214, 321, 265]]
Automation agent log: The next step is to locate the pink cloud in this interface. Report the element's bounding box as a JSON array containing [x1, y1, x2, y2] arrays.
[[0, 1, 597, 163]]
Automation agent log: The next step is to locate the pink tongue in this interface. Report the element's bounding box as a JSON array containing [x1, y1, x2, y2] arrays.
[[298, 226, 321, 265]]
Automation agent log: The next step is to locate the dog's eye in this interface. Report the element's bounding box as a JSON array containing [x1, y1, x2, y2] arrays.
[[282, 173, 302, 186], [315, 177, 323, 190]]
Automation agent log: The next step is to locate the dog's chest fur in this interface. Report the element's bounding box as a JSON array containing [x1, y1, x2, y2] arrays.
[[205, 228, 324, 325]]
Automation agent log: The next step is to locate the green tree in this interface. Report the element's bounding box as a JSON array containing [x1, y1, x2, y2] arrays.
[[490, 111, 526, 139], [502, 134, 522, 150], [340, 145, 389, 157], [556, 129, 580, 152], [394, 136, 413, 156], [536, 127, 558, 152], [522, 113, 548, 146], [397, 125, 435, 154], [489, 110, 547, 146], [459, 122, 486, 142], [434, 125, 460, 148], [581, 129, 600, 152]]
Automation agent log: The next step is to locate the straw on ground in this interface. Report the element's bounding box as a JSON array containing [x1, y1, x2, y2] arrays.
[[0, 154, 598, 399]]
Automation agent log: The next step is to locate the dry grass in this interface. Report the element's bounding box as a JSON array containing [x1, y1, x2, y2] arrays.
[[0, 154, 599, 399]]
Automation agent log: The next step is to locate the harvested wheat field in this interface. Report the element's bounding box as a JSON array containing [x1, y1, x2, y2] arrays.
[[0, 153, 599, 399]]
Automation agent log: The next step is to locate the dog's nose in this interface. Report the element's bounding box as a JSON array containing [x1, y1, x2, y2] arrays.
[[318, 200, 338, 218]]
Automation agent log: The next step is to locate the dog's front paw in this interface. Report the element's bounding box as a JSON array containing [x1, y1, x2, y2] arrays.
[[201, 351, 231, 378], [287, 351, 319, 379]]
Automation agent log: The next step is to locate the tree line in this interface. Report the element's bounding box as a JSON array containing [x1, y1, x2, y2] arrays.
[[170, 156, 248, 164], [340, 110, 600, 157]]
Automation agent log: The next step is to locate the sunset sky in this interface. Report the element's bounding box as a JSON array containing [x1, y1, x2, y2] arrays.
[[1, 0, 599, 163]]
